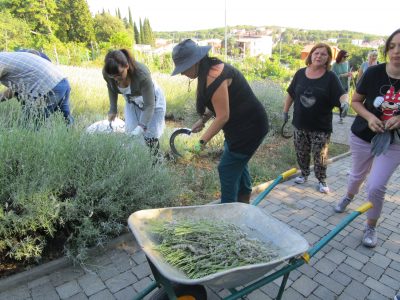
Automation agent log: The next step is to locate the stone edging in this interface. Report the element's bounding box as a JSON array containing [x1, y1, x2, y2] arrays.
[[0, 151, 351, 292], [0, 233, 132, 292]]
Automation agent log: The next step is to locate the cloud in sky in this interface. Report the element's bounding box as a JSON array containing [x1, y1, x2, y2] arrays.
[[87, 0, 399, 36]]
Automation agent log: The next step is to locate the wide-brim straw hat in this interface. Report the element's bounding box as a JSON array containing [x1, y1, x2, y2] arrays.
[[171, 39, 211, 76]]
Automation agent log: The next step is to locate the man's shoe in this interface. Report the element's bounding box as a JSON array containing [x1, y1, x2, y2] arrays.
[[318, 181, 330, 194], [334, 196, 352, 213], [363, 225, 378, 248], [294, 176, 308, 184]]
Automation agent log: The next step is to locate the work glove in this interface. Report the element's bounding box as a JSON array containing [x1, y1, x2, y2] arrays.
[[282, 112, 289, 123], [371, 130, 391, 156], [191, 140, 205, 155], [130, 125, 144, 136], [340, 102, 349, 119]]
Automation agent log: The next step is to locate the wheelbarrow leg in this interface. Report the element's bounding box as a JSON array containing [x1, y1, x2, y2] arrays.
[[276, 271, 290, 300], [147, 258, 178, 300]]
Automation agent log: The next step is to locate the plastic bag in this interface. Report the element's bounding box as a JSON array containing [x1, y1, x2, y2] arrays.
[[86, 118, 125, 134]]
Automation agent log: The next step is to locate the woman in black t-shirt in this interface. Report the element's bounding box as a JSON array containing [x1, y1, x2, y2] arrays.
[[283, 43, 348, 194], [171, 39, 269, 204], [334, 29, 400, 248]]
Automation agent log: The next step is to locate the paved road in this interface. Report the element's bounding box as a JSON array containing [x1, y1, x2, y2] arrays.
[[1, 114, 399, 300]]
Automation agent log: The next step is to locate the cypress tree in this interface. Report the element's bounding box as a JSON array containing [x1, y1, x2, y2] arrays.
[[139, 18, 144, 45], [128, 7, 133, 27], [133, 21, 140, 44]]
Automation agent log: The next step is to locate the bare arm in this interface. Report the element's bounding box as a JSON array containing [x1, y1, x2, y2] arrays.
[[199, 80, 230, 143], [283, 94, 293, 113], [191, 108, 213, 133], [352, 91, 384, 133]]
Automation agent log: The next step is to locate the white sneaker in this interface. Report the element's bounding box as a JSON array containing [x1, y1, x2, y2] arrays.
[[334, 196, 352, 213], [294, 176, 307, 184], [318, 182, 330, 194], [363, 225, 378, 248]]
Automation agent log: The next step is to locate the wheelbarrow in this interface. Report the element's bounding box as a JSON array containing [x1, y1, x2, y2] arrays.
[[127, 168, 372, 300]]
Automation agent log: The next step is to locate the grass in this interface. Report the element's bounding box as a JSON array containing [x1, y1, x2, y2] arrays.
[[0, 65, 349, 273]]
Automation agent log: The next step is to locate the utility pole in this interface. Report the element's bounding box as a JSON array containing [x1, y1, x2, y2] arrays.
[[224, 0, 227, 61]]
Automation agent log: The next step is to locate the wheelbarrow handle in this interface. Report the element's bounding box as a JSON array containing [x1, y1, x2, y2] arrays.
[[251, 168, 297, 207], [281, 168, 297, 180], [303, 202, 373, 261]]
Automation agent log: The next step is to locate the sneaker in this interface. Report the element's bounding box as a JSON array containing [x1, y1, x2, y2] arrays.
[[334, 196, 352, 213], [294, 176, 308, 184], [338, 118, 344, 124], [363, 225, 378, 248], [318, 181, 330, 194]]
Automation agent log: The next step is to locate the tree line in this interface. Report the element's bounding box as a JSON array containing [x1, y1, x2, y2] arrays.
[[0, 0, 155, 64]]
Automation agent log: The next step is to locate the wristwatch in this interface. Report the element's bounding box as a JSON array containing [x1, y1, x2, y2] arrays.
[[199, 139, 206, 146]]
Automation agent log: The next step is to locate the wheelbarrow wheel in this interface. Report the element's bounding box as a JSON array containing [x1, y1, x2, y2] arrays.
[[150, 283, 207, 300]]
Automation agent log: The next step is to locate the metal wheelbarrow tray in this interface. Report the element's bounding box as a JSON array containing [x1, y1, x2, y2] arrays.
[[128, 202, 309, 289], [128, 168, 372, 300]]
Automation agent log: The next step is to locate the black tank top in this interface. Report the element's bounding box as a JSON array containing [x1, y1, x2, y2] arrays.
[[203, 64, 269, 155]]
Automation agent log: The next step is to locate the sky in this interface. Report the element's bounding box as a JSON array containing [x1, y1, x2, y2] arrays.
[[86, 0, 399, 37]]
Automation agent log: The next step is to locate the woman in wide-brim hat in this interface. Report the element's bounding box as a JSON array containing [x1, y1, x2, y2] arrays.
[[171, 39, 269, 204]]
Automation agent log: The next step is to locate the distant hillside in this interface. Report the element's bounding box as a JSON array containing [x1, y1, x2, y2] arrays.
[[155, 25, 385, 44]]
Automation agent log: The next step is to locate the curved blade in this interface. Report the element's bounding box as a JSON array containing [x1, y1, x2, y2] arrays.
[[281, 121, 293, 139], [169, 128, 192, 157]]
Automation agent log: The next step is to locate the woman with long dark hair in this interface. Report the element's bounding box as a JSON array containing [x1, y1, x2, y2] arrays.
[[334, 29, 400, 248], [103, 49, 166, 152], [171, 39, 269, 204], [332, 49, 352, 123]]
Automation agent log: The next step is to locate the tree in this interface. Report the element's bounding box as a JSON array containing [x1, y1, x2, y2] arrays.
[[0, 11, 32, 51], [0, 0, 58, 36], [139, 18, 144, 45], [142, 18, 155, 46], [93, 12, 127, 43], [128, 7, 133, 27], [109, 31, 133, 49], [133, 22, 140, 44], [55, 0, 95, 44]]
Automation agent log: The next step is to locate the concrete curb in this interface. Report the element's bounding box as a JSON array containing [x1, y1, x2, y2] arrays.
[[0, 152, 352, 292]]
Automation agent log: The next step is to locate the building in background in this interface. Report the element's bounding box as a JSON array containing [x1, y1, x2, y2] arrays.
[[236, 35, 273, 57]]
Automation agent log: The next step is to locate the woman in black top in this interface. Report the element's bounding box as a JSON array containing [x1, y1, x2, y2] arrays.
[[334, 29, 400, 248], [171, 39, 269, 203], [283, 43, 349, 194]]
